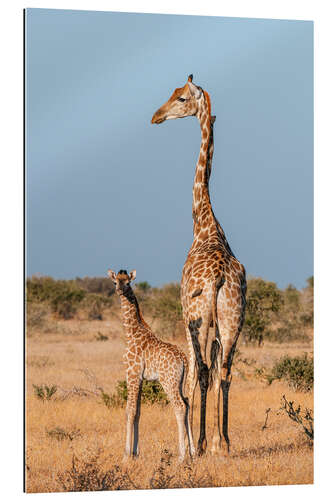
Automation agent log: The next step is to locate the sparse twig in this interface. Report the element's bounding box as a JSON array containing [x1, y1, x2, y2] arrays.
[[56, 385, 101, 400], [279, 395, 313, 442], [79, 368, 104, 392], [262, 408, 271, 430]]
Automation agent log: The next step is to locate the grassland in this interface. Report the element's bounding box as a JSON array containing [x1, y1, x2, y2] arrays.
[[25, 305, 313, 493]]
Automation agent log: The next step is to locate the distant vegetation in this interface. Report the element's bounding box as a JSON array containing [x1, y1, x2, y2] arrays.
[[267, 354, 314, 392], [243, 276, 313, 345], [26, 274, 313, 344]]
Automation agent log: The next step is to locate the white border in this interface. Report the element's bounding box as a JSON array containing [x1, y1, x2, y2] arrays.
[[1, 1, 332, 499]]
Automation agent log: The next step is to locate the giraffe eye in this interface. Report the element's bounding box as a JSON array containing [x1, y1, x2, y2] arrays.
[[177, 97, 186, 102]]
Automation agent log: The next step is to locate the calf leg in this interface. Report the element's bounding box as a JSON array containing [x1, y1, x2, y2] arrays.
[[124, 378, 141, 459]]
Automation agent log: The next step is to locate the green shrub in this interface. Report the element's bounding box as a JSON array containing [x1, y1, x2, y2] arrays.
[[141, 380, 169, 405], [26, 276, 85, 319], [135, 281, 151, 293], [267, 354, 313, 391], [88, 297, 103, 320], [75, 276, 115, 296], [265, 326, 309, 344], [243, 277, 283, 345], [33, 384, 57, 401], [147, 283, 183, 339], [101, 380, 168, 409]]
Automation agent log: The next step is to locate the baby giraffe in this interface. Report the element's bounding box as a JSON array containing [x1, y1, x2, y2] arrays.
[[108, 269, 195, 462]]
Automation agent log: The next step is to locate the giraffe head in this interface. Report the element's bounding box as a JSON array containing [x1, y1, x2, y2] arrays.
[[108, 269, 136, 295], [151, 74, 209, 124]]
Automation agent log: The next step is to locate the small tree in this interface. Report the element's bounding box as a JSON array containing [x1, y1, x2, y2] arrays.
[[243, 277, 282, 345], [26, 276, 86, 319], [148, 283, 183, 339], [300, 276, 314, 327], [135, 281, 151, 293]]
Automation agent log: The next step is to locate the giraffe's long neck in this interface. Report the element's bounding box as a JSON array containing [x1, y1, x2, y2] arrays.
[[119, 288, 145, 337], [192, 95, 215, 238]]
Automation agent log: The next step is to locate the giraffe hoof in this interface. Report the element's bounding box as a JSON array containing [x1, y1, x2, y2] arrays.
[[220, 442, 230, 457], [210, 437, 223, 455], [197, 447, 207, 457]]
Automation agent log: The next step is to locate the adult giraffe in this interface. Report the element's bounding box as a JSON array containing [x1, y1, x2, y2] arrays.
[[151, 75, 246, 456]]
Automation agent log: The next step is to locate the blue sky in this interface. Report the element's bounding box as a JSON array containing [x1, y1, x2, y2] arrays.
[[25, 9, 313, 289]]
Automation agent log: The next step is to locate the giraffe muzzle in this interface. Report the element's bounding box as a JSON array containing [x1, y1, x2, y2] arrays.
[[151, 111, 166, 124]]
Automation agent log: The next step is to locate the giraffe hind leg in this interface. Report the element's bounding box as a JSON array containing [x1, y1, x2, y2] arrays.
[[210, 341, 223, 454], [188, 318, 209, 456], [160, 375, 187, 462], [124, 378, 141, 460], [219, 338, 237, 455], [179, 362, 196, 458]]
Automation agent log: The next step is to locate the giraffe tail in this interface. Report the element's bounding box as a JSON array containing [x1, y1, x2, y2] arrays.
[[209, 282, 221, 389], [180, 354, 189, 403], [209, 336, 220, 389]]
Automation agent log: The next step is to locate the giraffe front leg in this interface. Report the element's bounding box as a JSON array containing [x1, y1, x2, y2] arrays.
[[211, 372, 223, 454], [124, 377, 141, 460], [220, 344, 234, 455], [221, 372, 232, 455], [197, 363, 209, 455], [189, 319, 209, 456], [132, 381, 142, 457]]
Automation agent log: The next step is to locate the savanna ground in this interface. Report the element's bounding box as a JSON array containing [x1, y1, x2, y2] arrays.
[[25, 276, 313, 492]]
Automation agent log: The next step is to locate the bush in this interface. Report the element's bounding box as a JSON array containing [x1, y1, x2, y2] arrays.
[[75, 276, 115, 296], [26, 276, 85, 319], [135, 281, 151, 293], [147, 283, 183, 339], [101, 380, 168, 408], [57, 450, 213, 492], [300, 276, 314, 327], [46, 427, 81, 441], [242, 276, 314, 345], [26, 302, 49, 330], [87, 297, 104, 320], [243, 278, 283, 345], [265, 326, 309, 344], [57, 454, 137, 492], [149, 449, 213, 489], [95, 332, 108, 342], [267, 354, 313, 391], [33, 384, 57, 401], [140, 380, 169, 405]]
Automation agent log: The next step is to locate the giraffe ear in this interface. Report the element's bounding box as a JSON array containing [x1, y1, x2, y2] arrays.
[[129, 270, 136, 282], [188, 80, 202, 99], [107, 269, 117, 283]]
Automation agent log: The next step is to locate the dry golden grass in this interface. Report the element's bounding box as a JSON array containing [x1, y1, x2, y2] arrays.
[[25, 313, 313, 492]]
